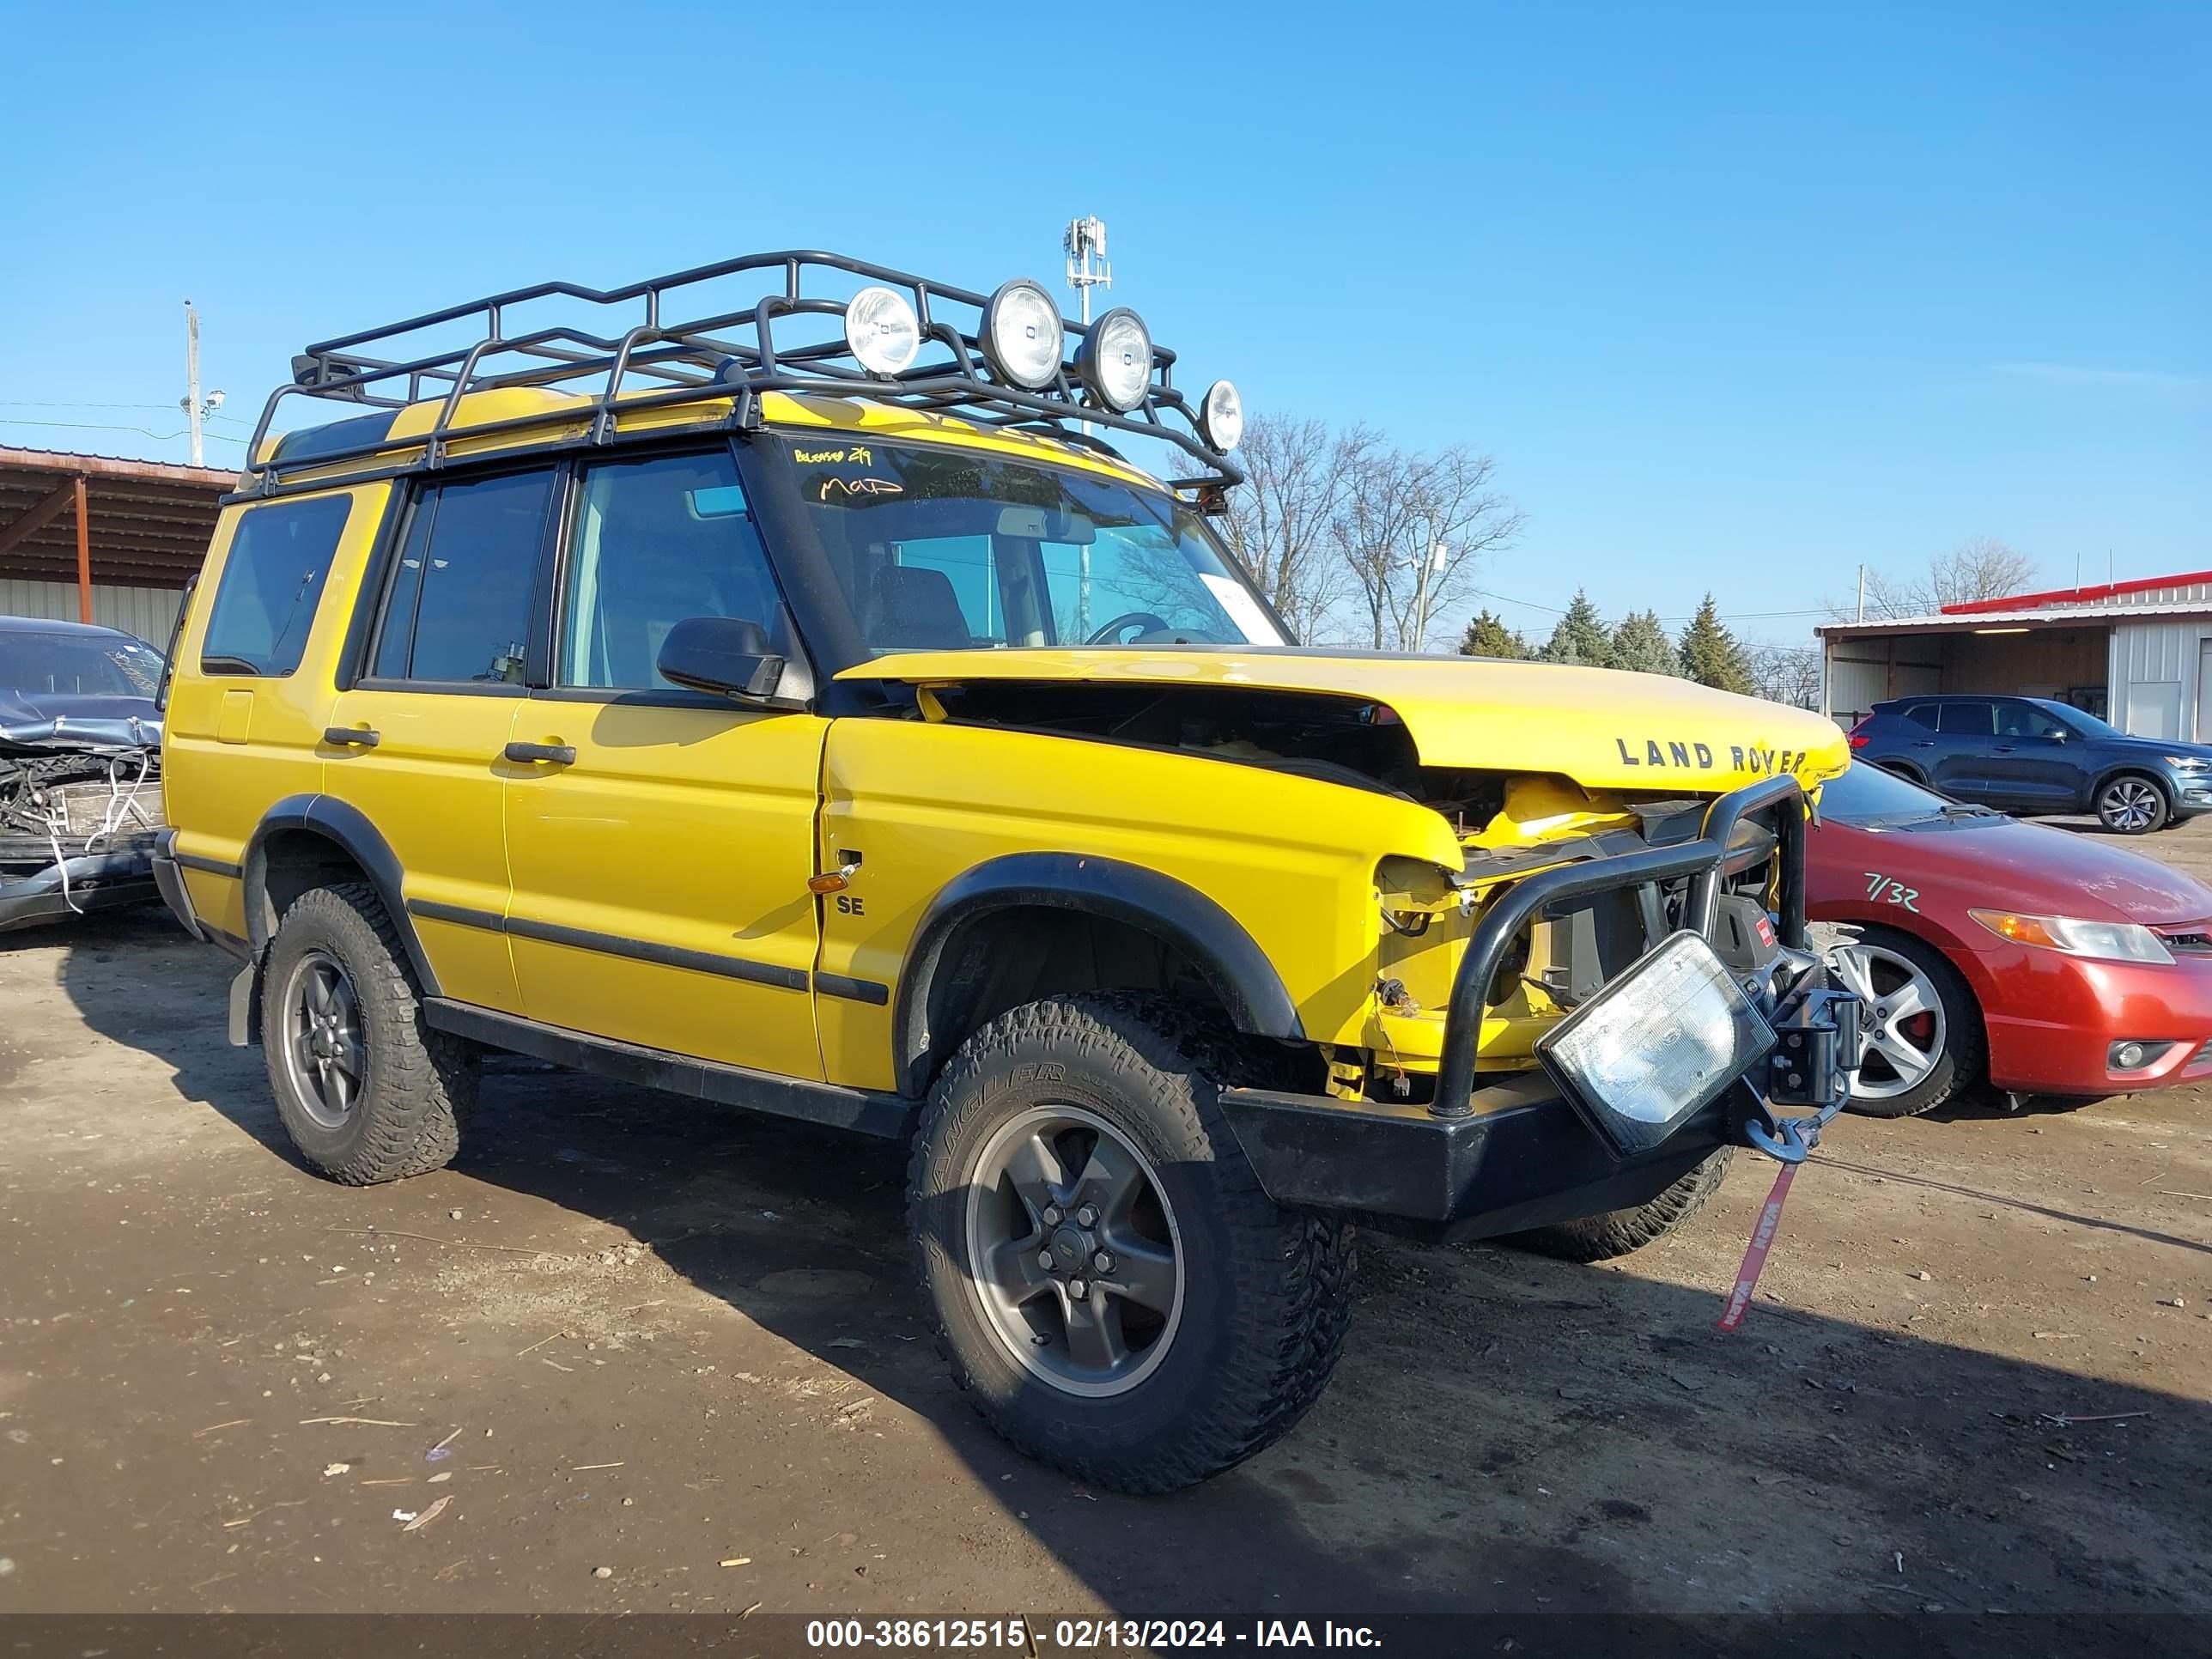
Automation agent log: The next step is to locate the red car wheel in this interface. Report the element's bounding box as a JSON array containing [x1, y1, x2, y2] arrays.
[[1828, 928, 1985, 1117]]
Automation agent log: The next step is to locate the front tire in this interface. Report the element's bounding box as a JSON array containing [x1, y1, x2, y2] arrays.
[[1503, 1147, 1733, 1262], [261, 881, 476, 1184], [2096, 774, 2169, 834], [908, 994, 1352, 1494], [1828, 928, 1983, 1117]]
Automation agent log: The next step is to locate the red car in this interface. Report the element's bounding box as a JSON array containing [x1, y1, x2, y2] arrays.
[[1808, 762, 2212, 1115]]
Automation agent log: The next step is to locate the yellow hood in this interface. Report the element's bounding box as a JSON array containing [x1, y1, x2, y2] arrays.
[[842, 648, 1850, 793]]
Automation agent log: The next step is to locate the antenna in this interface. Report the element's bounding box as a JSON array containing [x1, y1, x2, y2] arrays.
[[1063, 216, 1111, 327], [1062, 216, 1112, 629]]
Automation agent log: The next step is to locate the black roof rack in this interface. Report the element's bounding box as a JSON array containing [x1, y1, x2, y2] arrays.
[[241, 250, 1242, 498]]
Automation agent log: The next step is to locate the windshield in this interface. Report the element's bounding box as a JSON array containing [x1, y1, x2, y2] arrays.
[[1822, 760, 1957, 823], [1, 630, 165, 699], [770, 437, 1285, 653]]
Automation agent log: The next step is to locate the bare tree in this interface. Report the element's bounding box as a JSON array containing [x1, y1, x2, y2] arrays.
[[1745, 642, 1823, 709], [1836, 537, 2039, 620], [1331, 444, 1525, 651], [1212, 413, 1372, 642]]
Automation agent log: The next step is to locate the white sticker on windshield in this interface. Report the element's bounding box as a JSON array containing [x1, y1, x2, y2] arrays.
[[1199, 574, 1285, 645]]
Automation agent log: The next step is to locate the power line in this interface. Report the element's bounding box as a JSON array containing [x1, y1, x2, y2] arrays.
[[0, 424, 244, 451]]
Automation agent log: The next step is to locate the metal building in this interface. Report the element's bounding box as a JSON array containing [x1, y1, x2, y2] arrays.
[[1820, 570, 2212, 741], [0, 447, 231, 646]]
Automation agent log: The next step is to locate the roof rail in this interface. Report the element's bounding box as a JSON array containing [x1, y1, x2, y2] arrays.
[[241, 251, 1242, 496]]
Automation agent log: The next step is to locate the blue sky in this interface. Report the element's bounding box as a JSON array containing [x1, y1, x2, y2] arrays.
[[1, 2, 2203, 645]]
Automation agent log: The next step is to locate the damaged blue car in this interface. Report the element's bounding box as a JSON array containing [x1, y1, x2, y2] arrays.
[[0, 617, 167, 933]]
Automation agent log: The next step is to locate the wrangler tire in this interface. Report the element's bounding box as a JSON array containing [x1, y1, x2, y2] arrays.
[[1503, 1146, 1734, 1262], [908, 993, 1353, 1494], [261, 880, 475, 1185]]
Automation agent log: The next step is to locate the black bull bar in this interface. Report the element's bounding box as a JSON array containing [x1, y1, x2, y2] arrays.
[[1431, 770, 1811, 1119], [1218, 774, 1859, 1241]]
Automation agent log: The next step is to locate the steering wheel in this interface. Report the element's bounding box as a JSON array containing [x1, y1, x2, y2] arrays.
[[1085, 611, 1170, 645]]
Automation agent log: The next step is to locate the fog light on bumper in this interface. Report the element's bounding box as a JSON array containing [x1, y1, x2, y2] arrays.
[[1539, 932, 1778, 1156], [2109, 1039, 2175, 1072]]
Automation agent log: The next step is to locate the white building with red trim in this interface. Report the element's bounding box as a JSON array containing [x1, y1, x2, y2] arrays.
[[1818, 569, 2212, 740]]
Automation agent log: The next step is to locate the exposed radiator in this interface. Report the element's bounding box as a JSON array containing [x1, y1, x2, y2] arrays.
[[50, 776, 167, 838]]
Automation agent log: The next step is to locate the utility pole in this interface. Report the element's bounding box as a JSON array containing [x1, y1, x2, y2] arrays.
[[1063, 216, 1110, 635], [1856, 562, 1865, 623], [179, 301, 223, 467], [183, 301, 203, 466]]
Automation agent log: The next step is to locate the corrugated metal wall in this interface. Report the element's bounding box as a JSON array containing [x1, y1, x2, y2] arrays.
[[2112, 619, 2212, 740], [0, 580, 185, 646]]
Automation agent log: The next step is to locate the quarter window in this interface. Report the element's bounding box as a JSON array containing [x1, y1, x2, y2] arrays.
[[557, 451, 790, 690], [200, 494, 353, 676], [372, 470, 555, 685]]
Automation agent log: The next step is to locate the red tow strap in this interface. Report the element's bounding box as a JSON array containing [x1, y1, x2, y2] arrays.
[[1715, 1160, 1798, 1332]]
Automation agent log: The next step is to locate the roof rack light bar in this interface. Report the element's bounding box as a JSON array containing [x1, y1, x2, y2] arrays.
[[241, 251, 1241, 497]]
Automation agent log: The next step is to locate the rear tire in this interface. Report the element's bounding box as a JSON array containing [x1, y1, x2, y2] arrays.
[[908, 994, 1352, 1494], [261, 881, 476, 1184], [1502, 1148, 1733, 1262], [2096, 773, 2169, 835]]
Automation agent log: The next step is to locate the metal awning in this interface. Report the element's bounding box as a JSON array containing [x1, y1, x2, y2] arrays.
[[1819, 601, 2212, 640], [0, 447, 233, 620]]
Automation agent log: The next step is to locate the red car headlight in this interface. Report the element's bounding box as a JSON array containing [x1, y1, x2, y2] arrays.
[[1968, 909, 2175, 964]]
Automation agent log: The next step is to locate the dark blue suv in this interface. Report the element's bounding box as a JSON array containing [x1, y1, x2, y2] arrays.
[[1850, 694, 2212, 834]]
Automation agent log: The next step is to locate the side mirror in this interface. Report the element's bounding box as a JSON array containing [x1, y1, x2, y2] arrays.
[[656, 615, 785, 701]]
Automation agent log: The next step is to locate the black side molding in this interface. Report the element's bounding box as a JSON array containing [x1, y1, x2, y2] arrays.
[[404, 900, 811, 993], [815, 972, 890, 1006], [423, 999, 917, 1139]]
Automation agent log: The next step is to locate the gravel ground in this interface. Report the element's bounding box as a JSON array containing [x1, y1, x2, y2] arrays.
[[1, 826, 2208, 1633]]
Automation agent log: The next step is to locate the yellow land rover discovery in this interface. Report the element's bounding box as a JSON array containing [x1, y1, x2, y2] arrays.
[[155, 252, 1859, 1492]]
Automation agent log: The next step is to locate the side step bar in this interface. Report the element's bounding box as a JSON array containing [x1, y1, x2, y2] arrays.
[[422, 999, 919, 1140]]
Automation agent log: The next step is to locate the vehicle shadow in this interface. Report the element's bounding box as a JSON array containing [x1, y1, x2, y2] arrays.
[[48, 912, 2212, 1638]]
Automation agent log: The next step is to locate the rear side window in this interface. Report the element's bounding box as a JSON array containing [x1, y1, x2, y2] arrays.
[[199, 495, 353, 676], [372, 469, 556, 686], [1937, 701, 1995, 736]]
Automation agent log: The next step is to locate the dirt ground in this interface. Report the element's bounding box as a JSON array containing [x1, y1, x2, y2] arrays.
[[3, 823, 2209, 1638]]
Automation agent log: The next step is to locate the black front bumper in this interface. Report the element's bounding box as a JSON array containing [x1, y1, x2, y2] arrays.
[[1220, 1073, 1741, 1243], [1222, 775, 1856, 1241], [0, 848, 159, 933]]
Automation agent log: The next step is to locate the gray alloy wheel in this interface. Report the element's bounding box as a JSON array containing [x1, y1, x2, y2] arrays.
[[278, 948, 367, 1129], [963, 1103, 1187, 1398], [1828, 940, 1947, 1103], [2097, 775, 2167, 834]]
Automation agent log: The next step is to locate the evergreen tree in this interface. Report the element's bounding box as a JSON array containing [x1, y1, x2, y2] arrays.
[[1538, 589, 1613, 666], [1679, 593, 1754, 694], [1608, 609, 1684, 677], [1459, 608, 1528, 659]]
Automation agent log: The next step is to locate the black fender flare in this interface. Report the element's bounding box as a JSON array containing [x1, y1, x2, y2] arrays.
[[890, 851, 1304, 1097], [241, 794, 440, 997]]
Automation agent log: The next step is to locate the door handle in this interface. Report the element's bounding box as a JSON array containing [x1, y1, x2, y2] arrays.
[[1994, 744, 2016, 753], [1911, 740, 1935, 748], [324, 726, 380, 748], [504, 740, 576, 766]]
